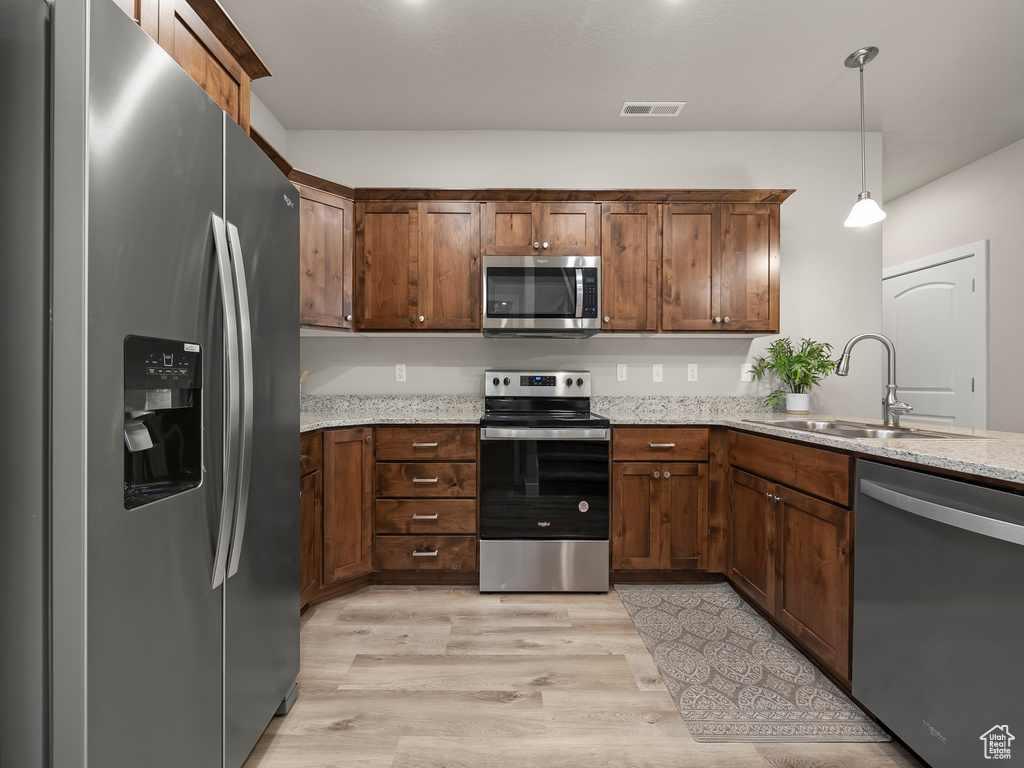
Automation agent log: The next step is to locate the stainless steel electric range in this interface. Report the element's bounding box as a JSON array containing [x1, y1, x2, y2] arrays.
[[478, 370, 610, 592]]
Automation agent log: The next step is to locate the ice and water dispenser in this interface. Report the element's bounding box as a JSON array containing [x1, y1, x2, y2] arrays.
[[123, 335, 203, 509]]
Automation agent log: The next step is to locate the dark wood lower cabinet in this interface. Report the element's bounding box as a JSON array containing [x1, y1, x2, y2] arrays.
[[728, 460, 852, 685], [323, 427, 373, 586], [299, 470, 322, 608]]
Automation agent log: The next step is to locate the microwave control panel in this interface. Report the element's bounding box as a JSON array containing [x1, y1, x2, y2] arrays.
[[581, 268, 598, 318]]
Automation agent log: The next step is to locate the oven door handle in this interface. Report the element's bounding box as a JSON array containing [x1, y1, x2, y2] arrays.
[[575, 268, 584, 319], [480, 427, 609, 441]]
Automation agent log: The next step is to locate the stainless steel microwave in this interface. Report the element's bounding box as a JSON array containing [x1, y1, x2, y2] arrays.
[[482, 255, 601, 337]]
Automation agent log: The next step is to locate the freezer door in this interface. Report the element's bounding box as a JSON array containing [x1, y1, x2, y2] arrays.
[[84, 3, 227, 766], [223, 117, 301, 768]]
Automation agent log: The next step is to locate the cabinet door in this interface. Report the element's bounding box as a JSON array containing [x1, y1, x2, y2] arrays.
[[729, 468, 775, 613], [538, 203, 601, 257], [356, 203, 418, 329], [612, 463, 661, 570], [719, 203, 778, 332], [299, 469, 322, 608], [775, 485, 851, 682], [661, 463, 708, 570], [662, 204, 720, 331], [482, 202, 538, 255], [323, 427, 373, 584], [418, 202, 481, 330], [601, 203, 658, 331], [299, 189, 353, 328]]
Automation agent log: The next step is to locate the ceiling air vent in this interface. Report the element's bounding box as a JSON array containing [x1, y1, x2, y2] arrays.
[[619, 101, 685, 117]]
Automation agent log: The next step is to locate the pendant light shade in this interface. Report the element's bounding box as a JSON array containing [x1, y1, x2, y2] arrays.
[[844, 46, 884, 228]]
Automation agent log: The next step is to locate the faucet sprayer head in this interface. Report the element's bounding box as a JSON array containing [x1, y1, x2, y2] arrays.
[[835, 353, 851, 377]]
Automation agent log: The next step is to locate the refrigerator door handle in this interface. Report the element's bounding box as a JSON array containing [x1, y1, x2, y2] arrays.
[[211, 213, 240, 589], [226, 221, 255, 578]]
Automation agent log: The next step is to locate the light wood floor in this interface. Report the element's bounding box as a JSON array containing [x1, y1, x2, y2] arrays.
[[244, 586, 925, 768]]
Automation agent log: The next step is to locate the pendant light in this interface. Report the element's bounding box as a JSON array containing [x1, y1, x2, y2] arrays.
[[843, 46, 885, 227]]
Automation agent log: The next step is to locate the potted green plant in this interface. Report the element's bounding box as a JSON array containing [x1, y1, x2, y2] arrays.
[[749, 337, 837, 414]]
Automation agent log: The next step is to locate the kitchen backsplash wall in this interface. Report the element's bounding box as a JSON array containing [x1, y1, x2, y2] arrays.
[[277, 128, 884, 418]]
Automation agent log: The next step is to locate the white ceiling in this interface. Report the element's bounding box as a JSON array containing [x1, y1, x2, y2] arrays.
[[224, 0, 1024, 200]]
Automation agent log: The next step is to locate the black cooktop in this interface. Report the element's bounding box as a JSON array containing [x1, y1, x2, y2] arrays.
[[479, 410, 610, 429]]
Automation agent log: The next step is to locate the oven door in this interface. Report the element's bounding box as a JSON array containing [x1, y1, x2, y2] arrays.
[[479, 427, 609, 540], [482, 255, 600, 335]]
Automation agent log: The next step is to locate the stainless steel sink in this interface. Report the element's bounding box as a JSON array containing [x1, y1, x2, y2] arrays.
[[743, 419, 992, 440]]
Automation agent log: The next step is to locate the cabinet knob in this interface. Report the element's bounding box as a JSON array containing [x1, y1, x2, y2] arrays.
[[654, 471, 661, 479], [724, 316, 731, 324], [542, 242, 549, 249], [664, 471, 671, 479], [714, 316, 722, 323], [409, 316, 416, 322], [604, 315, 610, 323], [346, 314, 352, 321], [534, 242, 540, 249], [418, 315, 425, 323], [365, 435, 372, 443]]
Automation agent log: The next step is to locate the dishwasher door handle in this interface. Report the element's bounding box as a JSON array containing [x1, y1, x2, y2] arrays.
[[860, 479, 1024, 547]]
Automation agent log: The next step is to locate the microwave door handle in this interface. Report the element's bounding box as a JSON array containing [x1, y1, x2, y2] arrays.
[[575, 268, 584, 319], [210, 213, 239, 590], [225, 222, 254, 579]]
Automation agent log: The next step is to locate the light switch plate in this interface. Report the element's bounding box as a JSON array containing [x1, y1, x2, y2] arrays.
[[617, 363, 628, 382], [395, 363, 407, 383], [652, 363, 663, 383], [687, 363, 698, 382], [741, 363, 755, 382]]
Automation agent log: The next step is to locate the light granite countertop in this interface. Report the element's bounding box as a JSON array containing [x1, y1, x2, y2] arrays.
[[299, 394, 1024, 487]]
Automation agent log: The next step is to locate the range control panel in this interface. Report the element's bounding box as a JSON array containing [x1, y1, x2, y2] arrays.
[[124, 336, 202, 390], [486, 370, 591, 398]]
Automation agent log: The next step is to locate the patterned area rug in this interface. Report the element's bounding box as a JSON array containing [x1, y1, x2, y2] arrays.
[[615, 583, 890, 743]]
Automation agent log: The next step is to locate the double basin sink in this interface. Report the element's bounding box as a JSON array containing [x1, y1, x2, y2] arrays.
[[744, 419, 990, 441]]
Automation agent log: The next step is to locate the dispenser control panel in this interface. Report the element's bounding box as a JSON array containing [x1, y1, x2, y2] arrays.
[[124, 336, 201, 390]]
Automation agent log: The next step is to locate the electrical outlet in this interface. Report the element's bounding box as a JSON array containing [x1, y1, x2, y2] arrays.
[[741, 363, 755, 382], [652, 363, 663, 383], [395, 363, 407, 383], [687, 363, 698, 382], [616, 363, 628, 382]]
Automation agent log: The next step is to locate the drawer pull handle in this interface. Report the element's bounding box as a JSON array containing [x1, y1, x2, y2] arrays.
[[412, 550, 439, 557], [413, 478, 439, 484], [412, 442, 439, 448], [299, 454, 310, 461], [412, 514, 439, 520], [649, 443, 676, 448]]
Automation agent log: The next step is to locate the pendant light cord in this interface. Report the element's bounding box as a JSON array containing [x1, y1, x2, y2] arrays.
[[859, 63, 867, 194]]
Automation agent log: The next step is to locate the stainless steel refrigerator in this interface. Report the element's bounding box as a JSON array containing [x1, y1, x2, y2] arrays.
[[0, 1, 300, 766]]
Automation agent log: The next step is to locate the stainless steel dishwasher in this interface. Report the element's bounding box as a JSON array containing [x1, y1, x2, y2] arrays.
[[854, 461, 1024, 768]]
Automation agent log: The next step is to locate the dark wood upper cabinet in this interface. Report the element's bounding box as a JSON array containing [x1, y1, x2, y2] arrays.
[[662, 203, 779, 333], [298, 186, 353, 329], [111, 0, 271, 134], [719, 203, 779, 332], [356, 202, 481, 331], [482, 202, 600, 257], [417, 202, 481, 330], [322, 427, 373, 586], [601, 203, 659, 331]]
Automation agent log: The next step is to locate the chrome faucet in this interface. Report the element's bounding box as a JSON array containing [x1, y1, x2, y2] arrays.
[[835, 333, 913, 427]]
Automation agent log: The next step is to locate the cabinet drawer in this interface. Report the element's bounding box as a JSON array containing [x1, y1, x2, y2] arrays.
[[300, 431, 323, 476], [374, 535, 478, 571], [376, 462, 477, 498], [612, 428, 709, 461], [728, 430, 851, 506], [374, 427, 477, 461], [376, 499, 477, 534]]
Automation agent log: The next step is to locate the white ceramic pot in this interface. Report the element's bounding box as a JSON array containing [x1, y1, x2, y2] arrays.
[[785, 392, 810, 415]]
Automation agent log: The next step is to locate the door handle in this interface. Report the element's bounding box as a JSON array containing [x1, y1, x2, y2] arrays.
[[575, 268, 584, 319], [226, 221, 254, 580], [412, 514, 439, 520], [413, 478, 439, 484], [860, 480, 1024, 547], [210, 213, 239, 590]]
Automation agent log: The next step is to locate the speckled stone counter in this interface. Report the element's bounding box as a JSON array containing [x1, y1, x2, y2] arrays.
[[300, 394, 1024, 487]]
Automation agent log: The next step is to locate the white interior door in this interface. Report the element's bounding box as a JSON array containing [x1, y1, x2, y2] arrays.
[[882, 241, 988, 428]]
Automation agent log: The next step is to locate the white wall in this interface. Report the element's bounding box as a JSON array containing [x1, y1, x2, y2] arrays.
[[249, 93, 288, 155], [883, 137, 1024, 432], [292, 130, 883, 417]]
